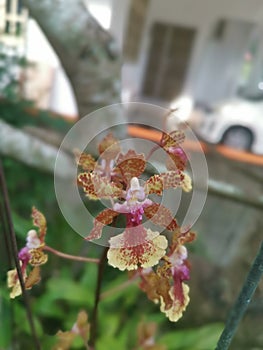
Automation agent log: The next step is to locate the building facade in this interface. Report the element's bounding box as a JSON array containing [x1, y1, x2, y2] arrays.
[[0, 0, 28, 50], [120, 0, 263, 107]]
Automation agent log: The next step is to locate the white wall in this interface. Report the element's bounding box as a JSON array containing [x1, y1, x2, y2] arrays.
[[26, 19, 78, 117], [110, 0, 130, 51], [25, 0, 263, 114], [123, 0, 263, 104]]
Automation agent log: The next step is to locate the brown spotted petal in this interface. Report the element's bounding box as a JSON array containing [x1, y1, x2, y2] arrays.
[[137, 322, 157, 347], [32, 207, 47, 242], [160, 170, 184, 189], [53, 331, 76, 350], [115, 150, 146, 183], [7, 266, 27, 299], [107, 228, 168, 271], [25, 266, 41, 289], [29, 248, 48, 266], [53, 311, 90, 350], [172, 228, 196, 248], [161, 130, 185, 150], [75, 310, 90, 332], [92, 174, 123, 198], [137, 322, 167, 350], [78, 172, 122, 200], [181, 172, 192, 192], [145, 175, 164, 195], [160, 283, 190, 322], [73, 310, 90, 343], [144, 203, 178, 231], [166, 149, 187, 171], [75, 150, 96, 172], [85, 209, 119, 241], [78, 172, 98, 199], [145, 171, 184, 197], [140, 268, 172, 308], [98, 133, 121, 158], [143, 344, 167, 350]]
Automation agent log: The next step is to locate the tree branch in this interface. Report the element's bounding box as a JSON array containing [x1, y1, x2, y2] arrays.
[[2, 118, 263, 210], [22, 0, 121, 116], [208, 179, 263, 210], [0, 119, 74, 178]]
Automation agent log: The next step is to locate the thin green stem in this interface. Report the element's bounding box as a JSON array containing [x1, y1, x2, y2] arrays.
[[145, 108, 179, 161], [0, 202, 13, 266], [43, 245, 100, 264], [89, 247, 109, 348], [215, 240, 263, 350], [146, 144, 160, 161], [0, 203, 16, 349]]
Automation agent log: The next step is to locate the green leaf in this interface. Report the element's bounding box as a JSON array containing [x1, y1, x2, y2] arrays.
[[0, 294, 12, 348], [33, 296, 64, 319], [12, 212, 31, 240], [101, 275, 139, 304], [45, 277, 94, 307], [13, 303, 43, 337], [159, 323, 224, 350], [97, 335, 127, 350]]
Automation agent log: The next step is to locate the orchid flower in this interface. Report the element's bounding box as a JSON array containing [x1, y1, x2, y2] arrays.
[[77, 131, 192, 272], [7, 207, 48, 298], [138, 229, 196, 322]]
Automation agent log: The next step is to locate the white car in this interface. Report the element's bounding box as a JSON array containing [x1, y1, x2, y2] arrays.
[[195, 98, 263, 154]]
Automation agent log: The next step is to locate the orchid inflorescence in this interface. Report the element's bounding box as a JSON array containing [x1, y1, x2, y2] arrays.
[[7, 128, 196, 324], [7, 207, 48, 299], [77, 130, 195, 321]]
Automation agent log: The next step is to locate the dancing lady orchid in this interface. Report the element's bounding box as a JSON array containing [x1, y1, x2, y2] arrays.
[[77, 131, 191, 271]]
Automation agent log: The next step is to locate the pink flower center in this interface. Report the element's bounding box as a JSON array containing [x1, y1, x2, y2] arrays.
[[168, 147, 187, 162], [18, 247, 31, 265], [114, 177, 152, 227]]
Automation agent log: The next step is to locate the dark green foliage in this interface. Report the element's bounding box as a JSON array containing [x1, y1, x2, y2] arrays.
[[0, 99, 72, 133]]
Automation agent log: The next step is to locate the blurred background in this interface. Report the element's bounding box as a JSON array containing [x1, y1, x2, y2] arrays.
[[0, 0, 263, 349]]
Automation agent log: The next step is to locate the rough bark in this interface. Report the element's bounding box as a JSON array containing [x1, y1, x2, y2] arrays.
[[22, 0, 121, 117], [23, 125, 66, 149]]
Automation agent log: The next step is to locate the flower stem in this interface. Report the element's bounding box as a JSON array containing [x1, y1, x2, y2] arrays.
[[145, 108, 178, 161], [0, 203, 13, 266], [90, 247, 109, 348], [0, 161, 41, 350], [215, 240, 263, 350], [43, 245, 100, 264], [146, 144, 160, 161]]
